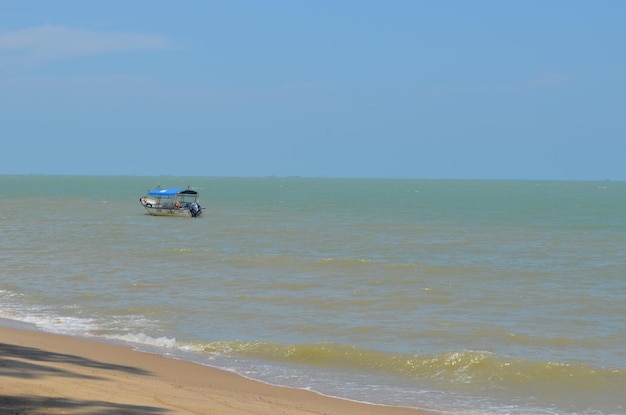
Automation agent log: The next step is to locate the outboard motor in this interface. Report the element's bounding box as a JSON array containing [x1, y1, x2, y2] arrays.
[[190, 202, 201, 217]]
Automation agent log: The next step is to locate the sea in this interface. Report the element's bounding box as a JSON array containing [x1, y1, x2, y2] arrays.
[[1, 175, 625, 415]]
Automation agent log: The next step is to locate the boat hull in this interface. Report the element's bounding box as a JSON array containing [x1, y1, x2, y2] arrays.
[[142, 206, 200, 217]]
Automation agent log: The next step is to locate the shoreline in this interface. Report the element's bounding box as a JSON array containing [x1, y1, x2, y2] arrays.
[[0, 322, 430, 415]]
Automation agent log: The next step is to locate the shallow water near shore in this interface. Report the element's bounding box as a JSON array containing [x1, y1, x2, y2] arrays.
[[1, 175, 625, 414]]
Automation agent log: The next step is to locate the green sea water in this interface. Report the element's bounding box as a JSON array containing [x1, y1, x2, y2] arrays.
[[1, 175, 625, 414]]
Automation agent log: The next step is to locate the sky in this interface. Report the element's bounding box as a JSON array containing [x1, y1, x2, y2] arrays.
[[1, 1, 625, 180]]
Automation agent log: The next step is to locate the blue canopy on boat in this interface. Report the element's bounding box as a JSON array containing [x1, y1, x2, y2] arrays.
[[147, 188, 184, 197]]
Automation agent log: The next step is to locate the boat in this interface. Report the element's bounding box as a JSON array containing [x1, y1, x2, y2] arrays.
[[139, 187, 202, 217]]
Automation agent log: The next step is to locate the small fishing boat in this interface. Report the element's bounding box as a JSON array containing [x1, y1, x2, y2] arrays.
[[139, 187, 203, 217]]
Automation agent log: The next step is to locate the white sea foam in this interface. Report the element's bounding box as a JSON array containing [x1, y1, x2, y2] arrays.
[[0, 309, 98, 335], [105, 332, 179, 349]]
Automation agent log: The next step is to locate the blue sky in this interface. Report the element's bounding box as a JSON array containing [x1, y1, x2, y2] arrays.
[[1, 1, 624, 180]]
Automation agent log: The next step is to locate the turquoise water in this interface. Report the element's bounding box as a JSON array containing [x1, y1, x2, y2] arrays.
[[1, 175, 625, 414]]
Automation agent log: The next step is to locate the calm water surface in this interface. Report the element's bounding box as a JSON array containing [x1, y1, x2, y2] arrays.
[[1, 175, 625, 414]]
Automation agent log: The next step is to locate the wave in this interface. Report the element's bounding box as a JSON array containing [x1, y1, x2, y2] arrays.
[[191, 340, 624, 383], [181, 340, 625, 410]]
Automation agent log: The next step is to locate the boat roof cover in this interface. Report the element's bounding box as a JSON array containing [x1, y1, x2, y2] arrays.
[[147, 188, 197, 196]]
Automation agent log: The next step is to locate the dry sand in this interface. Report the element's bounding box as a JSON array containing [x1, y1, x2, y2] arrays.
[[0, 324, 429, 415]]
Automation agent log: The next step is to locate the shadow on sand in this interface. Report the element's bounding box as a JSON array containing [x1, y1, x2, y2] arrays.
[[0, 342, 171, 414], [0, 342, 150, 379], [0, 395, 170, 415]]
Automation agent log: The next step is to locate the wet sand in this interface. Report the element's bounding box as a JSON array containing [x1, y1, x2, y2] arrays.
[[0, 324, 429, 414]]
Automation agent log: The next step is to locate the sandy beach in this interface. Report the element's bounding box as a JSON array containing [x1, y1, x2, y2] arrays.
[[0, 323, 428, 415]]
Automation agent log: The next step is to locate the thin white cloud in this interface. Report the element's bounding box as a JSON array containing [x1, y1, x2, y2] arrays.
[[0, 25, 173, 70]]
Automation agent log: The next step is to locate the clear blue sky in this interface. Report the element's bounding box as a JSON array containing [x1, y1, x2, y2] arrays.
[[2, 1, 624, 180]]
